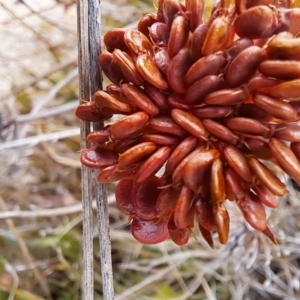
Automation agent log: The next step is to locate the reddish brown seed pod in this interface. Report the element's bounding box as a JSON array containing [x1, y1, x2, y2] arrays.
[[124, 29, 153, 56], [136, 53, 169, 90], [75, 101, 113, 122], [103, 28, 128, 53], [168, 213, 190, 246], [138, 13, 158, 40], [98, 52, 127, 84], [269, 79, 300, 101], [223, 37, 254, 60], [214, 204, 230, 244], [168, 48, 192, 94], [144, 82, 171, 112], [238, 191, 268, 231], [185, 0, 204, 31], [183, 149, 220, 193], [109, 112, 149, 141], [224, 145, 254, 183], [291, 142, 300, 159], [225, 117, 270, 138], [253, 184, 278, 208], [167, 15, 189, 59], [269, 137, 300, 185], [131, 217, 169, 244], [266, 36, 300, 60], [248, 157, 287, 196], [198, 224, 214, 248], [165, 136, 198, 172], [154, 47, 171, 76], [202, 15, 231, 55], [234, 6, 278, 39], [112, 49, 144, 86], [193, 105, 232, 119], [203, 88, 245, 105], [185, 52, 226, 86], [113, 138, 139, 153], [224, 168, 247, 202], [210, 158, 226, 204], [190, 23, 209, 62], [202, 119, 241, 145], [238, 103, 274, 123], [186, 75, 225, 104], [130, 176, 161, 219], [226, 46, 267, 87], [149, 22, 170, 47], [162, 0, 183, 27], [259, 60, 300, 81], [141, 133, 181, 146], [87, 127, 110, 143], [247, 75, 281, 94], [135, 147, 171, 182], [149, 115, 187, 137], [80, 146, 119, 169], [93, 90, 132, 113], [253, 93, 298, 122], [195, 196, 217, 231], [274, 124, 300, 142], [243, 138, 272, 160], [118, 142, 157, 167], [97, 165, 137, 183], [156, 186, 179, 216], [121, 83, 160, 116], [171, 108, 207, 139], [168, 94, 193, 110], [115, 177, 135, 214]]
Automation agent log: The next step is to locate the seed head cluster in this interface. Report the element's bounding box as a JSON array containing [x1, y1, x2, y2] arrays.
[[76, 0, 300, 247]]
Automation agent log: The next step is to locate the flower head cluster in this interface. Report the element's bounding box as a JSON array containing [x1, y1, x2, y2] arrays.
[[76, 0, 300, 247]]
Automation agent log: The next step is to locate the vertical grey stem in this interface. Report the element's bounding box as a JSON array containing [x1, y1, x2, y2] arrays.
[[77, 0, 114, 299]]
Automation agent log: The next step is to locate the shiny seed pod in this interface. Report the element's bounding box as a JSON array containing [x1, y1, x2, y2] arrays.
[[269, 79, 300, 101], [210, 158, 226, 204], [144, 82, 170, 112], [168, 15, 189, 59], [97, 165, 137, 183], [269, 137, 300, 185], [186, 0, 204, 31], [183, 149, 220, 193], [243, 138, 272, 160], [171, 108, 207, 139], [225, 117, 270, 138], [195, 196, 217, 232], [259, 60, 300, 81], [154, 48, 171, 76], [138, 13, 158, 39], [262, 225, 277, 245], [253, 93, 298, 122], [149, 22, 169, 47], [234, 6, 278, 39], [203, 88, 245, 105], [168, 213, 190, 246], [247, 75, 281, 94], [103, 28, 128, 53], [162, 0, 183, 27], [136, 53, 169, 90], [75, 101, 113, 122], [202, 15, 231, 55], [282, 8, 300, 35], [224, 168, 246, 202], [274, 124, 300, 142], [226, 46, 267, 87], [266, 36, 300, 60], [87, 127, 110, 143], [248, 157, 287, 196], [224, 145, 254, 183], [186, 75, 225, 104], [112, 49, 144, 86], [214, 204, 230, 244], [238, 191, 268, 231], [93, 90, 132, 113], [136, 147, 171, 182], [115, 177, 135, 213], [202, 119, 241, 145], [156, 186, 179, 216], [198, 223, 214, 248], [98, 52, 127, 84], [168, 94, 193, 110], [168, 48, 192, 94], [185, 52, 226, 86], [109, 112, 149, 141], [124, 29, 153, 56], [174, 185, 195, 229], [238, 103, 274, 123], [253, 184, 278, 208], [165, 136, 198, 172], [113, 138, 139, 153], [80, 146, 119, 169], [193, 105, 232, 119], [190, 23, 209, 62], [223, 37, 254, 60], [131, 217, 169, 244], [121, 83, 160, 116], [149, 115, 187, 137], [118, 142, 157, 167], [141, 133, 181, 146]]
